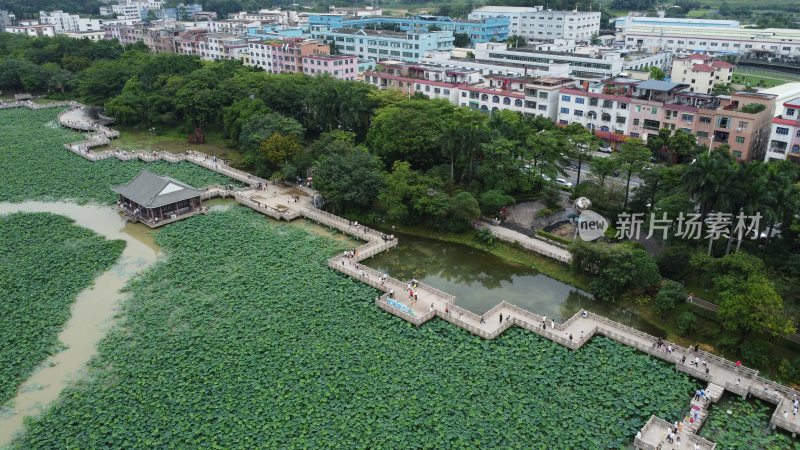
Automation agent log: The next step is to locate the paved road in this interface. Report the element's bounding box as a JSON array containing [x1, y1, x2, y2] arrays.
[[561, 165, 644, 189]]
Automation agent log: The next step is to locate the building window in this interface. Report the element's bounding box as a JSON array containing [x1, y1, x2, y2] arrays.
[[574, 110, 583, 117], [514, 99, 523, 107], [733, 151, 742, 159], [696, 131, 708, 138], [681, 114, 693, 122], [603, 100, 613, 108], [787, 108, 796, 117], [631, 132, 640, 138], [539, 92, 548, 99], [618, 102, 627, 110], [575, 97, 585, 104], [481, 94, 488, 101], [700, 116, 711, 124], [738, 121, 748, 129], [776, 127, 789, 135], [561, 95, 571, 102], [601, 113, 611, 122], [616, 116, 626, 125], [633, 118, 640, 126], [560, 107, 570, 114], [651, 107, 658, 114], [735, 136, 745, 144]]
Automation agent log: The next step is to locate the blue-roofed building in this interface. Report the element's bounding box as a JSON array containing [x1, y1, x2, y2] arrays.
[[308, 14, 508, 45]]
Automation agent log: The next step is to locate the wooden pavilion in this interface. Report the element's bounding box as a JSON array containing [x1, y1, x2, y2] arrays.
[[112, 170, 206, 228]]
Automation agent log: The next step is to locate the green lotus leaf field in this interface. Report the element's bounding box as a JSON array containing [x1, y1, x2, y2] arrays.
[[2, 107, 714, 448], [0, 108, 239, 205], [0, 212, 124, 406], [701, 396, 800, 449], [12, 207, 700, 448]]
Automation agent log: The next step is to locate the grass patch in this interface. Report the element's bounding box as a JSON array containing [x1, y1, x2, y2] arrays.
[[113, 125, 245, 168], [0, 213, 124, 406]]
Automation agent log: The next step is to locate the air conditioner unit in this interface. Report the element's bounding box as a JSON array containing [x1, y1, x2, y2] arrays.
[[736, 127, 742, 131]]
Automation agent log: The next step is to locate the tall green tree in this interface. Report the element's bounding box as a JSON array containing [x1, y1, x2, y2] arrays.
[[613, 138, 652, 209], [314, 149, 384, 212]]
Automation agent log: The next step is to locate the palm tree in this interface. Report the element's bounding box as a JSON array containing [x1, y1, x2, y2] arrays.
[[438, 120, 463, 183], [682, 149, 737, 254]]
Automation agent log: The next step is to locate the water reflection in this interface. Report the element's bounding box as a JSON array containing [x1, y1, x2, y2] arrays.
[[367, 233, 665, 336]]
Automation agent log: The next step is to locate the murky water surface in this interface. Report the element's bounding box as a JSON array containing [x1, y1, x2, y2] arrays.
[[0, 202, 160, 447]]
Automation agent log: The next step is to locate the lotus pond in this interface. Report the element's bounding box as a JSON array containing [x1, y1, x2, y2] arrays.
[[10, 207, 701, 448], [0, 213, 124, 407], [700, 395, 800, 449], [0, 108, 240, 205]]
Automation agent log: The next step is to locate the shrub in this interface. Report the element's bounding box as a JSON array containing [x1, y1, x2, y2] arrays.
[[675, 311, 698, 337], [740, 103, 766, 114], [537, 208, 554, 217], [656, 245, 693, 280], [475, 227, 496, 246], [739, 340, 771, 369], [654, 281, 686, 317], [541, 186, 562, 209], [479, 189, 515, 215]]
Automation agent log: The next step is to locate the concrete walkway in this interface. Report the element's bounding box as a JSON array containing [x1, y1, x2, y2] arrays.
[[9, 100, 797, 448], [478, 221, 572, 263]]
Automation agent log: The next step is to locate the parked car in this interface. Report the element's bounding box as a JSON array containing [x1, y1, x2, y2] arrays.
[[555, 177, 573, 188], [597, 145, 613, 154]]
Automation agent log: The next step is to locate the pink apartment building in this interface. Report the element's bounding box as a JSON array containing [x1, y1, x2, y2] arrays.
[[302, 54, 358, 80]]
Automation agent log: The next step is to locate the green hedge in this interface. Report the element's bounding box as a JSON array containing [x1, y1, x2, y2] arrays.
[[537, 229, 573, 246]]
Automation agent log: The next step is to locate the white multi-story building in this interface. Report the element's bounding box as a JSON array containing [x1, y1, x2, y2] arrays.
[[422, 50, 571, 78], [670, 54, 735, 94], [364, 62, 574, 120], [111, 0, 164, 20], [309, 27, 455, 63], [470, 42, 669, 81], [64, 30, 106, 41], [39, 10, 103, 33], [623, 25, 800, 58], [6, 24, 57, 37], [614, 16, 739, 34], [176, 30, 250, 61], [469, 6, 600, 42], [764, 97, 800, 161]]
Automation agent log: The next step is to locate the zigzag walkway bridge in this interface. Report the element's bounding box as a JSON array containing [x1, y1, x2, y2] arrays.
[[4, 100, 798, 448]]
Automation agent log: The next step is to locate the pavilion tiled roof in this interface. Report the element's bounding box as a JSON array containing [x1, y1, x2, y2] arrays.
[[112, 170, 204, 209]]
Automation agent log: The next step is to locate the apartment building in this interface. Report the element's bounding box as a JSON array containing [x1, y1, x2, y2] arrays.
[[176, 19, 250, 36], [308, 14, 508, 45], [468, 6, 600, 42], [555, 79, 777, 160], [176, 30, 250, 61], [422, 50, 571, 79], [302, 54, 358, 80], [39, 10, 103, 33], [623, 25, 800, 58], [105, 23, 180, 52], [764, 97, 800, 162], [111, 1, 164, 20], [6, 24, 57, 37], [64, 31, 106, 41], [0, 10, 15, 32], [670, 54, 735, 94], [309, 28, 454, 63], [245, 39, 327, 72], [364, 62, 573, 120]]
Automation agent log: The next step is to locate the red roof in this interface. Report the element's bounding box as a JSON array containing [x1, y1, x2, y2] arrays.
[[692, 63, 715, 73], [688, 53, 712, 61], [784, 98, 800, 108], [711, 60, 735, 69], [773, 117, 800, 127]]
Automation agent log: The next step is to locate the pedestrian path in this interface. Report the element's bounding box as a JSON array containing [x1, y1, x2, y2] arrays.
[[13, 100, 799, 448], [477, 220, 571, 263]]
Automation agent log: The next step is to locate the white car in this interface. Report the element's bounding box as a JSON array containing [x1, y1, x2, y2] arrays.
[[555, 178, 573, 188], [597, 145, 613, 154]]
